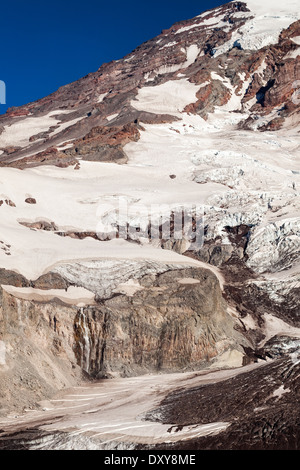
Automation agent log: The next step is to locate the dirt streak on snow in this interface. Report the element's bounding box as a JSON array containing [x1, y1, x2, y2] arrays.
[[0, 362, 266, 448], [1, 285, 95, 306]]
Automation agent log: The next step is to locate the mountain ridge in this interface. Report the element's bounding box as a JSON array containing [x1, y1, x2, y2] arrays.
[[0, 1, 299, 169]]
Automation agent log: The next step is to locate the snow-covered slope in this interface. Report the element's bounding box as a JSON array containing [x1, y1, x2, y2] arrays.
[[214, 0, 300, 55]]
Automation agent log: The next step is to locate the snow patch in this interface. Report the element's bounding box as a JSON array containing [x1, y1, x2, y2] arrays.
[[0, 341, 6, 366], [260, 313, 300, 347], [284, 47, 300, 59], [106, 113, 119, 122], [114, 279, 145, 296], [291, 36, 300, 45], [176, 13, 230, 35], [160, 41, 178, 49], [97, 93, 108, 103], [0, 111, 64, 148], [124, 55, 135, 62], [272, 385, 290, 399], [209, 349, 244, 369], [131, 78, 200, 115], [175, 23, 202, 35], [177, 278, 200, 285], [50, 116, 85, 137]]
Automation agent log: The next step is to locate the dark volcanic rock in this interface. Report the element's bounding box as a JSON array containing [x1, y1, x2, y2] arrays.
[[142, 357, 300, 450]]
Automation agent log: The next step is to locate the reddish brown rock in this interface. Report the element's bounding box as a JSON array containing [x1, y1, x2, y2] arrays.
[[25, 198, 37, 205], [5, 199, 16, 207], [5, 109, 30, 118], [63, 122, 141, 164]]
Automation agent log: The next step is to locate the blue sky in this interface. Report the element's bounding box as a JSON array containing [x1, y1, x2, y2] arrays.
[[0, 0, 226, 114]]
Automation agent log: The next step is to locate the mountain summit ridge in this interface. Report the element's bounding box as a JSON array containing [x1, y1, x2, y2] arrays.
[[0, 0, 299, 169]]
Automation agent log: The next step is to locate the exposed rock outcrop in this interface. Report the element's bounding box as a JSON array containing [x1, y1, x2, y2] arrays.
[[0, 265, 247, 415], [142, 356, 300, 450]]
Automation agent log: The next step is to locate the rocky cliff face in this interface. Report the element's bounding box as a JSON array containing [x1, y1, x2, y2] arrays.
[[0, 264, 247, 416]]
